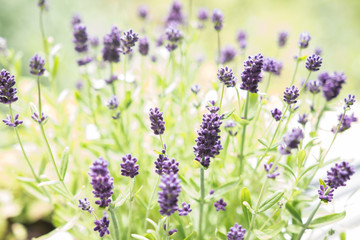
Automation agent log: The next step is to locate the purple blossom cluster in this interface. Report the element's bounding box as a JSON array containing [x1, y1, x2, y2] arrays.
[[102, 26, 121, 63], [283, 85, 299, 105], [318, 71, 346, 101], [138, 37, 149, 56], [158, 173, 181, 216], [237, 30, 247, 49], [344, 94, 356, 109], [224, 120, 237, 136], [78, 198, 93, 213], [263, 58, 282, 75], [307, 80, 321, 94], [120, 29, 139, 55], [149, 107, 165, 135], [212, 9, 224, 31], [332, 113, 357, 133], [271, 108, 282, 121], [194, 101, 224, 168], [31, 112, 48, 124], [165, 25, 182, 52], [73, 24, 89, 53], [278, 128, 304, 155], [298, 114, 308, 126], [120, 154, 139, 178], [217, 66, 236, 88], [264, 162, 280, 179], [298, 31, 311, 48], [166, 0, 185, 26], [318, 185, 334, 203], [305, 54, 322, 71], [220, 46, 236, 64], [227, 223, 246, 240], [178, 202, 192, 216], [154, 145, 179, 175], [214, 198, 227, 211], [107, 95, 119, 110], [3, 114, 23, 127], [197, 7, 209, 28], [88, 157, 114, 207], [137, 5, 148, 20], [29, 54, 46, 76], [191, 84, 201, 95], [94, 213, 110, 237], [0, 69, 18, 104], [240, 54, 264, 93], [278, 31, 288, 47]]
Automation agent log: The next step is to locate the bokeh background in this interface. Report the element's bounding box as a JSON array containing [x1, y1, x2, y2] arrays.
[[0, 0, 359, 239]]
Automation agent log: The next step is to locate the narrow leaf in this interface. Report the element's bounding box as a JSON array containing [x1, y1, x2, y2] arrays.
[[308, 211, 346, 229], [60, 147, 70, 180], [131, 234, 150, 240], [240, 187, 252, 228], [285, 202, 302, 225], [38, 180, 60, 187], [259, 191, 284, 213], [278, 163, 296, 180]]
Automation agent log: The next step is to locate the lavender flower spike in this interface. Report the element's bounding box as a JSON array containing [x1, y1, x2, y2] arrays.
[[318, 185, 334, 203], [102, 26, 121, 63], [227, 223, 246, 240], [154, 146, 179, 175], [149, 107, 165, 135], [324, 161, 355, 189], [306, 54, 322, 71], [264, 162, 280, 179], [165, 25, 182, 52], [94, 213, 110, 237], [214, 198, 227, 211], [298, 114, 308, 126], [344, 94, 355, 109], [194, 101, 224, 168], [331, 113, 357, 133], [29, 54, 46, 76], [31, 112, 48, 124], [212, 9, 224, 31], [217, 66, 236, 88], [73, 24, 89, 54], [320, 71, 346, 101], [271, 108, 282, 121], [137, 5, 148, 19], [283, 85, 299, 105], [89, 157, 114, 207], [165, 0, 185, 26], [237, 30, 247, 50], [298, 31, 311, 48], [220, 46, 236, 64], [278, 128, 304, 155], [307, 80, 321, 94], [278, 31, 288, 47], [107, 95, 119, 110], [138, 37, 149, 56], [240, 54, 264, 93], [263, 58, 283, 76], [78, 198, 94, 213], [0, 69, 18, 104], [120, 29, 139, 55], [120, 154, 139, 178], [158, 173, 181, 216], [198, 7, 209, 21], [3, 114, 23, 127], [178, 202, 192, 216]]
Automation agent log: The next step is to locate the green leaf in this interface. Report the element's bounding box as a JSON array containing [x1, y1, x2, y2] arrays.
[[215, 230, 227, 240], [340, 232, 346, 240], [278, 163, 296, 180], [258, 138, 268, 148], [205, 179, 239, 200], [184, 231, 197, 240], [297, 149, 306, 168], [193, 160, 202, 168], [51, 55, 60, 78], [131, 234, 150, 240], [253, 230, 272, 240], [287, 224, 303, 234], [298, 163, 318, 181], [223, 108, 236, 119], [38, 156, 47, 176], [285, 202, 302, 225], [38, 180, 60, 187], [319, 178, 326, 188], [146, 218, 157, 229], [308, 211, 346, 229], [60, 147, 70, 180], [259, 191, 284, 213], [240, 187, 252, 228]]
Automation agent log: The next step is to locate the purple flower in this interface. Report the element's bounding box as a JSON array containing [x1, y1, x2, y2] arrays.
[[212, 9, 224, 31], [149, 107, 165, 135], [154, 145, 179, 175], [137, 5, 148, 19], [78, 198, 93, 213], [107, 95, 119, 110], [220, 46, 236, 64], [155, 35, 164, 47], [325, 162, 355, 189], [73, 24, 89, 53], [105, 75, 118, 85], [306, 54, 322, 71], [76, 80, 83, 90], [198, 7, 209, 21], [166, 0, 184, 26], [283, 85, 299, 105], [0, 69, 18, 104], [344, 94, 355, 109], [3, 114, 23, 127], [318, 185, 334, 203], [89, 36, 99, 47], [102, 26, 121, 63], [224, 120, 237, 136], [38, 0, 47, 8], [278, 31, 288, 47], [94, 213, 110, 237], [194, 101, 224, 168], [315, 47, 322, 56], [217, 66, 236, 87], [31, 112, 48, 124], [29, 54, 46, 76], [298, 31, 311, 48], [271, 108, 282, 121], [165, 25, 182, 52], [214, 198, 227, 211], [227, 223, 246, 240], [71, 14, 82, 26], [191, 84, 201, 95], [240, 54, 264, 93], [178, 202, 192, 216], [298, 114, 308, 126], [278, 128, 304, 155], [120, 154, 139, 178], [120, 29, 139, 55], [332, 113, 357, 133], [209, 190, 215, 195], [236, 30, 247, 49], [158, 173, 181, 216], [89, 157, 114, 207], [138, 37, 149, 56], [319, 71, 346, 101], [307, 80, 321, 94], [77, 56, 93, 66], [264, 162, 280, 179], [263, 58, 283, 75]]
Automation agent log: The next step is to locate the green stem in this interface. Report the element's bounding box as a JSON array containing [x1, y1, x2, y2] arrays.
[[315, 104, 327, 131], [144, 175, 160, 230], [239, 91, 250, 175], [198, 168, 205, 240], [160, 135, 164, 149], [296, 201, 321, 240], [123, 55, 127, 96], [217, 31, 221, 65], [219, 84, 225, 113], [166, 216, 170, 240], [110, 63, 116, 95], [235, 88, 242, 117], [290, 48, 302, 86], [299, 71, 312, 95], [259, 208, 279, 231], [127, 178, 134, 240], [37, 76, 42, 116], [109, 207, 121, 240], [264, 73, 272, 93]]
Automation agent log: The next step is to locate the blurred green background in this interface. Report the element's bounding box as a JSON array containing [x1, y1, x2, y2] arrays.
[[0, 0, 360, 94]]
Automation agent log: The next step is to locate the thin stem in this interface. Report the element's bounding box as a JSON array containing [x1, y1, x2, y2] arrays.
[[144, 175, 160, 230], [110, 63, 116, 95], [299, 71, 312, 95], [123, 55, 127, 96], [239, 91, 250, 175], [259, 208, 279, 231], [217, 31, 221, 65], [219, 84, 225, 113], [198, 168, 205, 240], [264, 72, 272, 93], [109, 207, 121, 240], [127, 178, 134, 240], [290, 48, 302, 86], [37, 76, 42, 116], [315, 103, 327, 131], [159, 135, 164, 149], [166, 216, 170, 240], [296, 201, 321, 240]]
